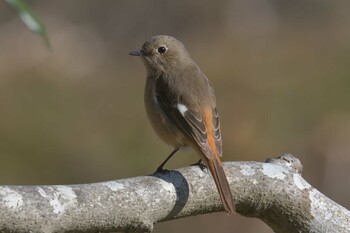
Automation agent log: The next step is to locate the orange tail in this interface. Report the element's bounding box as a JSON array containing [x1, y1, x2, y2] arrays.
[[206, 156, 235, 214]]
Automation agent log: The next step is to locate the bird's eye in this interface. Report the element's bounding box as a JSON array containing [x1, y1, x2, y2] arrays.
[[157, 46, 167, 54]]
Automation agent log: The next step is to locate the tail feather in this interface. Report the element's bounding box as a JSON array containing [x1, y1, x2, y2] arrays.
[[206, 157, 235, 214]]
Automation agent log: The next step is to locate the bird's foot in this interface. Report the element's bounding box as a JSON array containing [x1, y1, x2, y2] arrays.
[[154, 167, 171, 175], [191, 159, 208, 173]]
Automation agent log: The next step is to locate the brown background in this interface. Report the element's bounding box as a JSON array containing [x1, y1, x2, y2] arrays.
[[0, 1, 349, 232]]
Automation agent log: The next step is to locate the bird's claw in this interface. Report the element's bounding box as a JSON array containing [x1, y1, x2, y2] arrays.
[[154, 167, 171, 175], [191, 160, 208, 173]]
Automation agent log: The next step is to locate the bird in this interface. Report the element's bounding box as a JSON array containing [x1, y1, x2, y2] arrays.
[[129, 35, 235, 214]]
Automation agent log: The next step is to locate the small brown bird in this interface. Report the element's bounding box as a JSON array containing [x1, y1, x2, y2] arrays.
[[129, 35, 235, 214]]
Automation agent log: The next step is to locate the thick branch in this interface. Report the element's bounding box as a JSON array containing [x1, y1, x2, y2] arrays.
[[0, 154, 349, 233]]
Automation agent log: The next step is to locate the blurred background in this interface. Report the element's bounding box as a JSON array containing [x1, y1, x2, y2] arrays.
[[1, 0, 350, 232]]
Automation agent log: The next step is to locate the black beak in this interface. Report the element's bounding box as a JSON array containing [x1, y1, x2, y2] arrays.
[[129, 50, 144, 56]]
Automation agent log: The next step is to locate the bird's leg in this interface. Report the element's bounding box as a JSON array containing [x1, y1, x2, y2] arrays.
[[155, 148, 180, 173], [191, 159, 208, 173]]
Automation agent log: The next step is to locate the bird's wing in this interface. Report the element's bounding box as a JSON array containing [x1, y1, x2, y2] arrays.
[[212, 107, 222, 157], [155, 76, 222, 158], [155, 76, 234, 214]]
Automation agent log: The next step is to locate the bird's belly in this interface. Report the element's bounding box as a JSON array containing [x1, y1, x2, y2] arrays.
[[144, 81, 186, 147]]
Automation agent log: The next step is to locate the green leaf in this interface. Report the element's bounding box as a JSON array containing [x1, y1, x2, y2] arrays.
[[5, 0, 51, 49]]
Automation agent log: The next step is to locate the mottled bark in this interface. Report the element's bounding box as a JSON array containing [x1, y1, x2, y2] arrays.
[[0, 154, 349, 233]]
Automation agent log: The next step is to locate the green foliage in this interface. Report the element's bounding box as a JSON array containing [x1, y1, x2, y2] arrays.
[[5, 0, 50, 49]]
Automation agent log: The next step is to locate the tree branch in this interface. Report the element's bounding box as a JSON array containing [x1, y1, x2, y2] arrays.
[[0, 154, 349, 233]]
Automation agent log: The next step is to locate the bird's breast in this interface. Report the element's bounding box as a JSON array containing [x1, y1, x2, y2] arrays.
[[144, 78, 187, 147]]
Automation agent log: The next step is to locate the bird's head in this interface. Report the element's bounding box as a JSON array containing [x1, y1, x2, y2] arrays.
[[129, 35, 193, 74]]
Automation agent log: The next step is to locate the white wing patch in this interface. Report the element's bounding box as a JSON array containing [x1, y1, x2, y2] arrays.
[[177, 103, 188, 116]]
